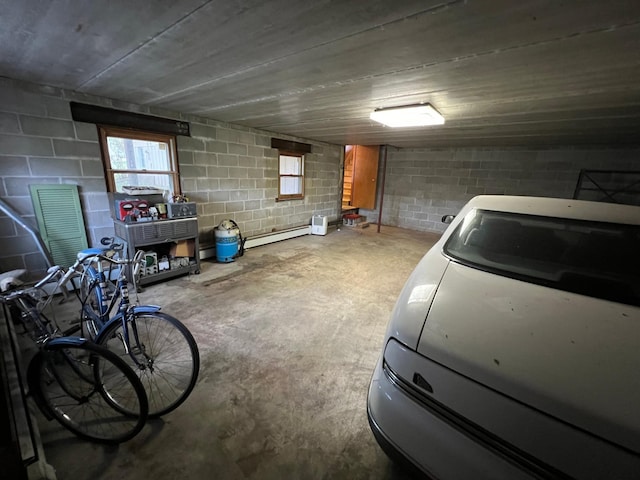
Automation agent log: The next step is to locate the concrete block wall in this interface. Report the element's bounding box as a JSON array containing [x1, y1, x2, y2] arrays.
[[0, 78, 341, 274], [179, 124, 340, 247], [360, 147, 640, 233], [0, 79, 110, 273]]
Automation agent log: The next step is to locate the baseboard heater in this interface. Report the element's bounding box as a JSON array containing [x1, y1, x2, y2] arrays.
[[199, 224, 310, 260]]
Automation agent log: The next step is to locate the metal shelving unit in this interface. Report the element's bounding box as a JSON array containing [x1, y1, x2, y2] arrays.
[[113, 217, 200, 286]]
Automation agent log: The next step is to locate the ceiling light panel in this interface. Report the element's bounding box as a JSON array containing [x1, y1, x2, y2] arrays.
[[370, 104, 445, 127]]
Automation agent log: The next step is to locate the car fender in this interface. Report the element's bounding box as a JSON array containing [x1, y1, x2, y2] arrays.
[[384, 249, 449, 350]]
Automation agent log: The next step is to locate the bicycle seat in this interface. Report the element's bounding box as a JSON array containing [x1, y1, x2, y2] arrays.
[[77, 247, 107, 261], [0, 269, 27, 292]]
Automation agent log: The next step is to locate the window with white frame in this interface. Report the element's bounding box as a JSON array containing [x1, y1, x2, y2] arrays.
[[98, 126, 180, 194], [278, 152, 304, 200]]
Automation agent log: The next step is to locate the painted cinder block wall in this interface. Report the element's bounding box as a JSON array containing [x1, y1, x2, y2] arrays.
[[359, 146, 640, 233], [2, 76, 639, 274], [0, 78, 341, 274]]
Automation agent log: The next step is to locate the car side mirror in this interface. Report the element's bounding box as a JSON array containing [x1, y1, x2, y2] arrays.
[[441, 215, 455, 224]]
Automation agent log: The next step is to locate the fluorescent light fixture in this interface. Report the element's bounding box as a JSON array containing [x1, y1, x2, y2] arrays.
[[369, 103, 445, 127]]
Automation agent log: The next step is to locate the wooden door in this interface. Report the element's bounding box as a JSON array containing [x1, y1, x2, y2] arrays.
[[351, 145, 379, 209]]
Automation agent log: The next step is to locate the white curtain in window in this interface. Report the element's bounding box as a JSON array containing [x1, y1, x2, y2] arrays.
[[280, 155, 302, 175], [280, 177, 302, 195]]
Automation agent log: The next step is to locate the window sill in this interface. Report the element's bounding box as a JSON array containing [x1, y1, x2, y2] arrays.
[[276, 196, 304, 202]]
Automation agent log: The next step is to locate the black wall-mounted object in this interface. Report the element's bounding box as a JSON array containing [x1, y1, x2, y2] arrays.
[[271, 138, 312, 154], [70, 102, 190, 136]]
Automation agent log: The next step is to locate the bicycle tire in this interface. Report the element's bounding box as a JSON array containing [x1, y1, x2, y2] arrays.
[[27, 340, 148, 444], [96, 312, 199, 417]]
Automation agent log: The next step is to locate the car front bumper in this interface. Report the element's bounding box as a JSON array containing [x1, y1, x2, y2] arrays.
[[368, 337, 640, 480], [367, 350, 545, 480]]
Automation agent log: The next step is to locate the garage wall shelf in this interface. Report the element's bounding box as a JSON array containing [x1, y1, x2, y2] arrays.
[[113, 217, 200, 286]]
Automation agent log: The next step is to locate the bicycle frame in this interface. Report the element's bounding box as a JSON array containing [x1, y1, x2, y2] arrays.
[[80, 254, 161, 368], [2, 261, 150, 443], [3, 275, 74, 344], [75, 247, 200, 418], [81, 264, 119, 334]]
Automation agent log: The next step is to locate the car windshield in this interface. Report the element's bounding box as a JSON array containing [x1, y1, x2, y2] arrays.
[[444, 209, 640, 306]]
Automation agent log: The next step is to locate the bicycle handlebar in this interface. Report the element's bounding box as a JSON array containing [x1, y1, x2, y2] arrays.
[[1, 248, 144, 307], [5, 251, 141, 296], [0, 288, 25, 303], [78, 252, 141, 266], [0, 265, 68, 306], [33, 265, 62, 289], [78, 249, 145, 284]]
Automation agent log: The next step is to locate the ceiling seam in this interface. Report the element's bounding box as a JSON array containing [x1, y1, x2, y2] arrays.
[[77, 0, 217, 89], [181, 20, 640, 114], [144, 0, 467, 104], [76, 0, 464, 94]]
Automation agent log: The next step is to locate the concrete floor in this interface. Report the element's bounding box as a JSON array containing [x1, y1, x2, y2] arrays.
[[36, 224, 440, 480]]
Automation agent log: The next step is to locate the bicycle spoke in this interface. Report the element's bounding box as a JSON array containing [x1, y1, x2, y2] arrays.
[[97, 312, 199, 417], [29, 342, 148, 443]]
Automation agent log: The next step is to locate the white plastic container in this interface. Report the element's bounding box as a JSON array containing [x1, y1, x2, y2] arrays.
[[311, 215, 328, 235]]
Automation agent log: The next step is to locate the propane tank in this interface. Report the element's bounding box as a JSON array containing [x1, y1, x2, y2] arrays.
[[214, 219, 240, 262]]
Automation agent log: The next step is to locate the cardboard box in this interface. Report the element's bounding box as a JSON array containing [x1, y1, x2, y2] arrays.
[[170, 239, 195, 258]]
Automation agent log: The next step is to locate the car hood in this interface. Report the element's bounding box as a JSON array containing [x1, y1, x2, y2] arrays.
[[417, 261, 640, 453]]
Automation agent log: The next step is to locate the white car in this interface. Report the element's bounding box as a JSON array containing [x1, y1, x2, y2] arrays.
[[368, 195, 640, 479]]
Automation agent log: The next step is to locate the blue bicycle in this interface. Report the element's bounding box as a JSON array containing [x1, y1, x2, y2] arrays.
[[76, 239, 200, 417], [0, 266, 148, 443]]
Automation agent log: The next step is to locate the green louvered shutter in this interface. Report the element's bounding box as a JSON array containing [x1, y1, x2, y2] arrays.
[[29, 184, 89, 268]]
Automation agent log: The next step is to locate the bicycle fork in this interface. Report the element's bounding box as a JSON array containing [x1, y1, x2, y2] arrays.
[[116, 279, 154, 372]]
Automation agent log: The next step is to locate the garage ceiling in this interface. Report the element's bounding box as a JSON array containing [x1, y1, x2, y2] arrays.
[[2, 1, 640, 148]]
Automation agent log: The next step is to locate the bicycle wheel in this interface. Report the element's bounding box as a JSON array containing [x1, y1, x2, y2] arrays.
[[96, 312, 199, 417], [27, 340, 148, 444]]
